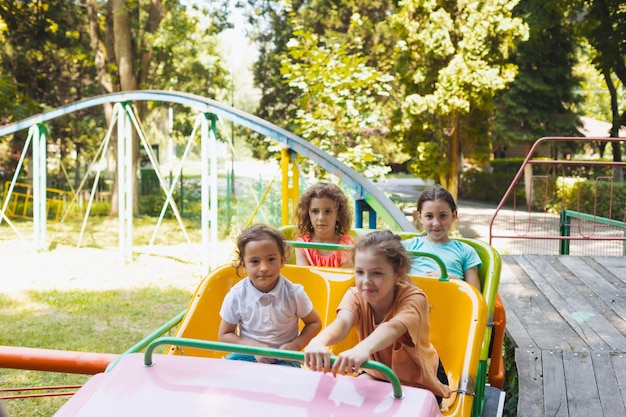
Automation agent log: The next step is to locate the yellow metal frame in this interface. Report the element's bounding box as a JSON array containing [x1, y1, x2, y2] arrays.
[[2, 181, 74, 222], [280, 148, 300, 226]]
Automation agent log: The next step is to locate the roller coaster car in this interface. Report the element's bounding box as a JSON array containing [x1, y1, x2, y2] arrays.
[[52, 236, 502, 417], [165, 263, 486, 417]]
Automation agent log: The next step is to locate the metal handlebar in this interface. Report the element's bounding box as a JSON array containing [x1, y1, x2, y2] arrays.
[[285, 240, 449, 280], [143, 336, 404, 399]]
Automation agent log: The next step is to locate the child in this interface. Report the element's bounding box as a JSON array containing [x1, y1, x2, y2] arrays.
[[294, 182, 355, 267], [218, 224, 322, 367], [403, 185, 482, 291], [304, 230, 451, 404]]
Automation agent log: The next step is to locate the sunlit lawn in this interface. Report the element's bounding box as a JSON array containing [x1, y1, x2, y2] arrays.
[[0, 217, 202, 417], [0, 287, 193, 417]]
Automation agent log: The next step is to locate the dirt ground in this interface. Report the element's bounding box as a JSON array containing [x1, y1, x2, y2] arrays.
[[0, 239, 236, 294]]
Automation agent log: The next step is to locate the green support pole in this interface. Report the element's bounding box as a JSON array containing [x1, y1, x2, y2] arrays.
[[559, 210, 570, 255]]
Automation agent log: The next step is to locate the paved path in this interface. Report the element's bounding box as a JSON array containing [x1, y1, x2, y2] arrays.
[[379, 178, 625, 256]]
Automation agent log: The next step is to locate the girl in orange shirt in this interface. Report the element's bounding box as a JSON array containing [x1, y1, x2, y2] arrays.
[[304, 230, 450, 404]]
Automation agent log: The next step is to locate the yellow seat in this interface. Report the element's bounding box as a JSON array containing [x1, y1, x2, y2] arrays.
[[168, 260, 487, 417], [168, 264, 342, 357], [413, 276, 487, 417]]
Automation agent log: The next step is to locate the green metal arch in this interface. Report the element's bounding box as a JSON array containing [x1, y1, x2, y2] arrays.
[[0, 90, 416, 232]]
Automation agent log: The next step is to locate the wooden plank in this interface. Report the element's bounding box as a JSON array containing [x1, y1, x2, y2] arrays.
[[498, 259, 534, 349], [515, 348, 545, 417], [562, 351, 602, 417], [610, 353, 626, 412], [519, 255, 621, 351], [501, 296, 534, 350], [592, 352, 626, 417], [509, 256, 588, 350], [559, 256, 626, 337], [542, 350, 568, 417], [593, 256, 626, 286], [500, 257, 582, 350]]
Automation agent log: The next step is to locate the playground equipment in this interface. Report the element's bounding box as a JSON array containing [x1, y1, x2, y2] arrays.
[[0, 91, 505, 417]]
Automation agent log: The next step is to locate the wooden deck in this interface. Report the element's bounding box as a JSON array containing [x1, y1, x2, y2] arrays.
[[499, 255, 626, 417]]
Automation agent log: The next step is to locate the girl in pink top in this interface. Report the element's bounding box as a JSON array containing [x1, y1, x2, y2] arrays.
[[304, 230, 450, 405], [294, 182, 355, 267]]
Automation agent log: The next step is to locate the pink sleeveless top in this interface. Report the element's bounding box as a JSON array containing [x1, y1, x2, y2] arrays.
[[296, 233, 355, 267]]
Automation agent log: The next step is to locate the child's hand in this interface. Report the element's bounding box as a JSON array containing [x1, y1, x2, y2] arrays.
[[251, 342, 275, 363], [332, 346, 370, 376], [426, 270, 460, 279], [304, 342, 331, 372], [279, 341, 300, 352]]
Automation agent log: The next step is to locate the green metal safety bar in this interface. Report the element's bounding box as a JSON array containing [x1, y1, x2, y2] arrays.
[[143, 336, 404, 399], [285, 240, 449, 280], [105, 310, 186, 373], [560, 209, 626, 256]]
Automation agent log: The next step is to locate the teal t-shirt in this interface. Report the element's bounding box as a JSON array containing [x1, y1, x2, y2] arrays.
[[402, 236, 481, 279]]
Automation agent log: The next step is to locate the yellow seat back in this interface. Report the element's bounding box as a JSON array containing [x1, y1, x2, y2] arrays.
[[412, 276, 487, 416], [169, 264, 338, 358]]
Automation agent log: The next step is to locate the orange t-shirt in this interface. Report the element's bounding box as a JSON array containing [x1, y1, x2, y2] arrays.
[[296, 233, 355, 267], [338, 281, 451, 399]]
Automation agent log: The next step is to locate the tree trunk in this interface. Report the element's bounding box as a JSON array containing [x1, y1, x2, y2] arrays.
[[603, 67, 624, 182], [86, 0, 118, 214], [112, 0, 140, 214], [447, 114, 460, 201]]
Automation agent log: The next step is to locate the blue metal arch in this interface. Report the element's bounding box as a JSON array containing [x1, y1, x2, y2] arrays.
[[0, 90, 416, 231]]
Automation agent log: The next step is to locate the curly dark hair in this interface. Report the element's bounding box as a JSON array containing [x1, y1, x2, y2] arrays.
[[354, 230, 411, 282], [294, 182, 353, 236], [233, 224, 290, 276]]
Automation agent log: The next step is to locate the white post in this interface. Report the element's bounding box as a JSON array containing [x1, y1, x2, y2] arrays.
[[200, 113, 219, 276], [32, 124, 47, 250], [117, 103, 134, 263]]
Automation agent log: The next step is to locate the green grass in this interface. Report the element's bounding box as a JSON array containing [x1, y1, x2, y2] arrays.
[[0, 287, 193, 417]]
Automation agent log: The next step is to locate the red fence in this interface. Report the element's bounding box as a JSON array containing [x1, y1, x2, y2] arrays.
[[489, 137, 626, 256]]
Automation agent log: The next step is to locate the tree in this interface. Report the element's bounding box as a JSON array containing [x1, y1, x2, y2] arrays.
[[392, 0, 528, 199], [574, 0, 626, 171], [244, 0, 400, 164], [0, 0, 102, 183], [280, 14, 396, 178], [493, 0, 583, 159], [84, 0, 231, 214]]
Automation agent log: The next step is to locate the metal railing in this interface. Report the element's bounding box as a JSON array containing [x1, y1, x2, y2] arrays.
[[489, 137, 626, 256]]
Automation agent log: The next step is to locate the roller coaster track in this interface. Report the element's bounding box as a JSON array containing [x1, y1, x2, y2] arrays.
[[0, 90, 416, 232]]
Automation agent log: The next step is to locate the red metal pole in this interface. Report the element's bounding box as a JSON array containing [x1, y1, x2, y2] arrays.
[[0, 346, 118, 375]]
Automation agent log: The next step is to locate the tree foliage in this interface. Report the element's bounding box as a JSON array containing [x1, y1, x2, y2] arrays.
[[573, 0, 626, 165], [0, 0, 101, 181], [244, 0, 400, 168], [280, 13, 397, 178], [493, 0, 583, 156], [392, 0, 528, 198]]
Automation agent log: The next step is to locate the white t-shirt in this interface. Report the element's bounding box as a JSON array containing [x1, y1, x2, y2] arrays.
[[219, 275, 314, 348]]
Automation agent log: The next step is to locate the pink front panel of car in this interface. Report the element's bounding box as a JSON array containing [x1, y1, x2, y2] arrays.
[[54, 353, 443, 417]]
